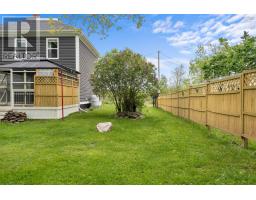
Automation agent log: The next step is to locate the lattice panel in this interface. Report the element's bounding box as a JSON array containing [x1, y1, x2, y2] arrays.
[[208, 78, 240, 94], [190, 86, 206, 95], [244, 72, 256, 87], [35, 76, 58, 85]]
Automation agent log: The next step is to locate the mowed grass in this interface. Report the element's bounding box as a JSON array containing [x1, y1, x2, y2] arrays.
[[1, 104, 256, 184]]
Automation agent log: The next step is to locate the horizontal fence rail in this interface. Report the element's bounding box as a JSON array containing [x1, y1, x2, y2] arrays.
[[158, 69, 256, 147]]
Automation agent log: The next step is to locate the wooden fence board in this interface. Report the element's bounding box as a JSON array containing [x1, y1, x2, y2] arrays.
[[158, 70, 256, 142], [34, 70, 79, 107]]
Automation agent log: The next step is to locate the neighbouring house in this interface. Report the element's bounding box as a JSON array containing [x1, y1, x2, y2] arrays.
[[0, 16, 99, 119]]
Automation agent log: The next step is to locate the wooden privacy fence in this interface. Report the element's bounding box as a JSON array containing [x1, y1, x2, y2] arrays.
[[34, 69, 79, 107], [158, 69, 256, 147]]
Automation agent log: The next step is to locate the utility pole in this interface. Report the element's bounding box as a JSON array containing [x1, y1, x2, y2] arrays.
[[157, 50, 160, 80]]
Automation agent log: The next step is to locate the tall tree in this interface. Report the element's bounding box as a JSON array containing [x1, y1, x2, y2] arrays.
[[91, 49, 157, 114], [189, 32, 256, 81], [159, 75, 169, 94], [189, 45, 209, 84], [170, 64, 186, 90]]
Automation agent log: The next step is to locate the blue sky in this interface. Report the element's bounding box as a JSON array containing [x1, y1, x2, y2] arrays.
[[1, 14, 256, 81], [86, 14, 256, 80]]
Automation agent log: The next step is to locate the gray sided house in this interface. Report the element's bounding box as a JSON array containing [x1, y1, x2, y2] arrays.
[[0, 17, 99, 119]]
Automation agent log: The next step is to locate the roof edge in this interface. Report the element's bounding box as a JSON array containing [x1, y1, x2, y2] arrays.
[[78, 32, 100, 58], [0, 59, 80, 74]]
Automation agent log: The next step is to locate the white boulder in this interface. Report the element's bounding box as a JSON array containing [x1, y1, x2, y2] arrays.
[[96, 122, 112, 133]]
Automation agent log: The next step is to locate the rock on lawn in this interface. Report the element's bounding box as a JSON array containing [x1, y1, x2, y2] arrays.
[[96, 122, 112, 133]]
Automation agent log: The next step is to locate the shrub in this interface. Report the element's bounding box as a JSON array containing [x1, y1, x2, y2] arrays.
[[91, 48, 157, 113]]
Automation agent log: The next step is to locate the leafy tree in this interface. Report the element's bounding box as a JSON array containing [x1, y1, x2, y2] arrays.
[[58, 15, 144, 38], [189, 45, 209, 83], [159, 75, 169, 94], [239, 31, 256, 69], [189, 31, 256, 81], [91, 49, 157, 113], [182, 78, 191, 89], [170, 64, 186, 90]]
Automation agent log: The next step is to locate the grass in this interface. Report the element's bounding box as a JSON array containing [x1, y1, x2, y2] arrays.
[[1, 104, 256, 184]]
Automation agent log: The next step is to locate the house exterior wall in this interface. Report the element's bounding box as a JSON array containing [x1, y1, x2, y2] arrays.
[[79, 40, 98, 101], [0, 68, 79, 119], [0, 34, 99, 104], [0, 37, 76, 69]]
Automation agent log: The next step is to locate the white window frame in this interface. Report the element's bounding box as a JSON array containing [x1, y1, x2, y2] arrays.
[[46, 38, 59, 59], [14, 38, 27, 60], [12, 70, 35, 106]]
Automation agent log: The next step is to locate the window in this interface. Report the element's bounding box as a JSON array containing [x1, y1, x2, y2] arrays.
[[13, 71, 35, 106], [46, 38, 59, 59], [14, 38, 27, 60]]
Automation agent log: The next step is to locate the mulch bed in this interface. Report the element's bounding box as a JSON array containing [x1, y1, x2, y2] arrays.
[[116, 111, 143, 119]]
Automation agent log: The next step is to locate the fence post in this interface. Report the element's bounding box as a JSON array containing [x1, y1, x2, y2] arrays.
[[240, 72, 248, 148], [170, 92, 173, 113], [177, 91, 180, 117], [188, 86, 191, 120], [205, 81, 210, 131]]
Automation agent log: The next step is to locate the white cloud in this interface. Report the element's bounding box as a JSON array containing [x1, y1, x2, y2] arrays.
[[226, 14, 244, 23], [173, 21, 184, 29], [200, 26, 208, 34], [167, 31, 200, 46], [166, 14, 256, 48], [152, 16, 184, 34], [225, 15, 256, 39], [180, 49, 192, 55], [150, 14, 256, 77], [200, 18, 216, 29], [153, 16, 173, 33]]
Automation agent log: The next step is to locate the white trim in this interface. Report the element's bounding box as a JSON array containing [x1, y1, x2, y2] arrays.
[[14, 38, 28, 60], [10, 69, 14, 108], [13, 104, 79, 119], [75, 35, 80, 72], [12, 70, 35, 105], [14, 104, 78, 110], [46, 38, 59, 59], [12, 71, 36, 73]]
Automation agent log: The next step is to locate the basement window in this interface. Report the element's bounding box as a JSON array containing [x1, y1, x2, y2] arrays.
[[46, 38, 59, 59]]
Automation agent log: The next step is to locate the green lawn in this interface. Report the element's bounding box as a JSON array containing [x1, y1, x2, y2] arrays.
[[1, 104, 256, 184]]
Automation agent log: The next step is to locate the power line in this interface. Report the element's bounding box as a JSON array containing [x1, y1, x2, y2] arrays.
[[161, 51, 187, 66]]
